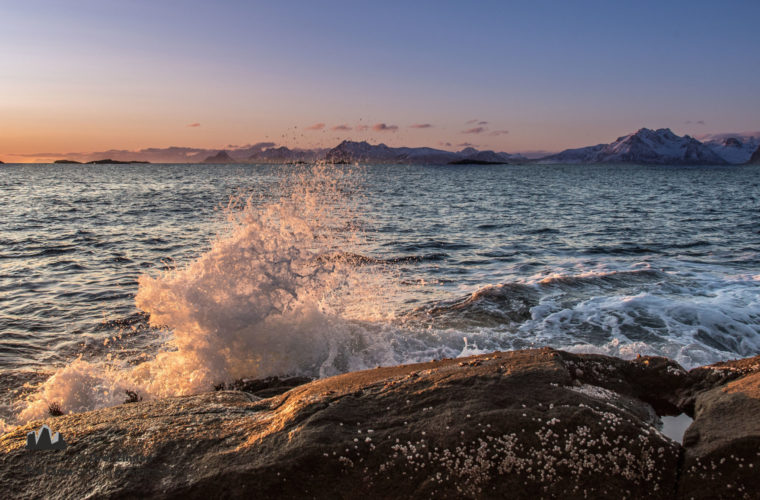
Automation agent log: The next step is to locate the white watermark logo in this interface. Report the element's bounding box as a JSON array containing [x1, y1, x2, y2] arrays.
[[26, 425, 67, 450]]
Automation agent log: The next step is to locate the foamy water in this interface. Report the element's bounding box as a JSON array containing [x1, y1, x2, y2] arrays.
[[1, 161, 759, 429]]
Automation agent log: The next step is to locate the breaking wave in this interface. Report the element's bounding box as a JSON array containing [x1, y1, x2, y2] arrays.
[[12, 165, 760, 425], [17, 164, 408, 421], [410, 268, 760, 369]]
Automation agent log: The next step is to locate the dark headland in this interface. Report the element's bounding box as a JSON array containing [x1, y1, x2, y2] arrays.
[[748, 146, 760, 165], [1, 348, 758, 499]]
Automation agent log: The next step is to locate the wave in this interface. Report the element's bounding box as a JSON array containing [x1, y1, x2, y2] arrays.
[[410, 267, 760, 369], [16, 164, 406, 422], [12, 165, 760, 425]]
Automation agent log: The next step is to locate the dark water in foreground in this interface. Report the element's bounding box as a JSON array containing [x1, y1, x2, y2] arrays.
[[1, 162, 759, 425]]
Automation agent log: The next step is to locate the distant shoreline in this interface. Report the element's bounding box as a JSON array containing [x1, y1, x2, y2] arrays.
[[54, 159, 150, 165]]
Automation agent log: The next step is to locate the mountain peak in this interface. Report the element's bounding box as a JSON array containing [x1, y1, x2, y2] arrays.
[[202, 150, 235, 163], [542, 128, 727, 165]]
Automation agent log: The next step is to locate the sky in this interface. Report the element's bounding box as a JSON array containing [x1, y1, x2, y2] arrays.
[[1, 0, 759, 162]]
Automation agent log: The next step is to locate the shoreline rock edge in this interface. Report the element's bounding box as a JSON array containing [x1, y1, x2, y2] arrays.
[[1, 348, 758, 499]]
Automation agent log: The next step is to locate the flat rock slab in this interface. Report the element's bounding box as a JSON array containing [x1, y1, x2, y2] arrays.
[[0, 348, 757, 499]]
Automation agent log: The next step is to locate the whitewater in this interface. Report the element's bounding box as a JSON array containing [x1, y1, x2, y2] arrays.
[[1, 161, 759, 430]]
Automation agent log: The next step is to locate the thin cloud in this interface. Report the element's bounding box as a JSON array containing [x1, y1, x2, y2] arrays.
[[187, 123, 201, 128], [306, 123, 326, 130], [465, 119, 478, 124], [355, 124, 370, 132], [410, 123, 433, 129], [372, 123, 398, 132], [489, 130, 510, 136], [462, 127, 486, 134], [458, 142, 477, 148], [478, 121, 488, 125], [331, 124, 352, 131]]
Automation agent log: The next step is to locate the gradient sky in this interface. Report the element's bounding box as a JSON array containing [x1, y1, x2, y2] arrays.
[[2, 0, 759, 161]]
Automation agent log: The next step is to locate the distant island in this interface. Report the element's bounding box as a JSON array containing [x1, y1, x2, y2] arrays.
[[37, 128, 760, 166], [55, 159, 150, 164]]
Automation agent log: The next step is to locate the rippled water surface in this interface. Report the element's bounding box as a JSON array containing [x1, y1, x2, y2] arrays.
[[1, 162, 759, 425]]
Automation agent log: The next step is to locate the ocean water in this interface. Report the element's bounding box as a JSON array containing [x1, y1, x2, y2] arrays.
[[1, 162, 759, 428]]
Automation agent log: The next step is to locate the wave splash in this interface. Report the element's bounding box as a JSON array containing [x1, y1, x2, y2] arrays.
[[12, 165, 760, 424], [18, 164, 404, 422]]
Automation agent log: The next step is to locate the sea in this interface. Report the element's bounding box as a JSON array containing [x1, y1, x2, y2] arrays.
[[1, 161, 759, 429]]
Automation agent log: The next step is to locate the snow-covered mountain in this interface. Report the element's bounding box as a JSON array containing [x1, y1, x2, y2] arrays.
[[324, 141, 524, 165], [701, 135, 760, 164], [540, 128, 728, 165]]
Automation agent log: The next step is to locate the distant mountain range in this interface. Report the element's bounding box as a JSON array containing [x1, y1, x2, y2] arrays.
[[36, 128, 760, 166], [320, 141, 526, 165], [203, 130, 759, 166]]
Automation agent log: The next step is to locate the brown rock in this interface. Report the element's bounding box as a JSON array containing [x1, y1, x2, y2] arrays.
[[0, 349, 700, 499], [678, 356, 760, 499]]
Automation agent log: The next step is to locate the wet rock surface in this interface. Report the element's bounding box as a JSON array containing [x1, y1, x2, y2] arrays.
[[1, 348, 758, 499], [678, 356, 760, 500]]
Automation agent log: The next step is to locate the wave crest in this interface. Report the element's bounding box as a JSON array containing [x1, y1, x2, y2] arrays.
[[18, 164, 399, 421]]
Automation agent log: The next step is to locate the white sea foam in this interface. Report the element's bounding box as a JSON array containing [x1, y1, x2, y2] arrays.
[[522, 275, 760, 369], [18, 164, 407, 421]]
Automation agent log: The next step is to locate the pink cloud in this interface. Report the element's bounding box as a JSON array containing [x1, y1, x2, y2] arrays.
[[410, 123, 433, 129], [372, 123, 398, 132], [355, 124, 370, 131], [462, 127, 486, 134], [332, 124, 352, 131], [489, 130, 509, 136], [187, 123, 201, 128], [458, 142, 477, 148], [465, 119, 478, 124], [478, 121, 489, 125], [306, 123, 326, 130]]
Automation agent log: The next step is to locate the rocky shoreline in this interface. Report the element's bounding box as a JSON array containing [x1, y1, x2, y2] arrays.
[[1, 348, 758, 499]]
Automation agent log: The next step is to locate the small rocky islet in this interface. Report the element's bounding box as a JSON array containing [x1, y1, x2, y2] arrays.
[[1, 348, 758, 499]]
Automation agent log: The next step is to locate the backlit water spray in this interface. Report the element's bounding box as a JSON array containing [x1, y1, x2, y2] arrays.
[[17, 164, 405, 422]]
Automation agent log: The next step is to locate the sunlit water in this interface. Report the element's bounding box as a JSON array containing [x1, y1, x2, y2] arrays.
[[1, 162, 759, 427]]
